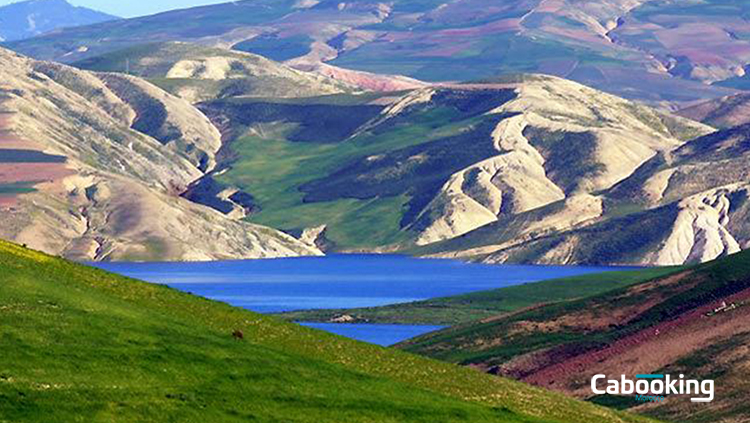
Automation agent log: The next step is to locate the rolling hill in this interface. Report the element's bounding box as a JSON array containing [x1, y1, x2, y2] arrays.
[[398, 249, 750, 423], [0, 238, 655, 423], [4, 0, 743, 104], [0, 0, 117, 42], [0, 46, 319, 261], [73, 42, 359, 103]]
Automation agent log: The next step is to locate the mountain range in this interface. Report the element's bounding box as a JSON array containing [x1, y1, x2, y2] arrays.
[[5, 0, 749, 105], [0, 0, 748, 266], [2, 40, 749, 265]]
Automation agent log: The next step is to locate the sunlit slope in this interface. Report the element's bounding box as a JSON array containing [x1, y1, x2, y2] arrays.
[[74, 42, 357, 103], [5, 0, 740, 103], [0, 239, 654, 423], [196, 75, 709, 258]]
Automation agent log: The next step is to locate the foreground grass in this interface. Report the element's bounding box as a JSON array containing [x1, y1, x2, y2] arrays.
[[0, 240, 654, 423], [280, 266, 681, 325]]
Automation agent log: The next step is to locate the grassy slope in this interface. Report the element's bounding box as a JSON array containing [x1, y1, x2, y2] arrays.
[[204, 92, 512, 249], [280, 266, 682, 325], [0, 240, 654, 423], [73, 42, 353, 101]]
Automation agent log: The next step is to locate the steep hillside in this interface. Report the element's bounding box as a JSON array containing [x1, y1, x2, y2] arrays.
[[73, 42, 358, 103], [0, 239, 654, 423], [0, 47, 319, 261], [399, 250, 750, 423], [417, 119, 750, 266], [195, 75, 709, 257], [0, 0, 117, 42], [5, 0, 742, 104]]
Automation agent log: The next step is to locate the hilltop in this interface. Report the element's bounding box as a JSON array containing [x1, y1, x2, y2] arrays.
[[0, 239, 654, 423], [73, 42, 358, 103], [399, 250, 750, 423]]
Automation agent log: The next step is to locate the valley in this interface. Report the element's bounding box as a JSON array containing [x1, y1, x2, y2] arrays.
[[1, 1, 749, 422]]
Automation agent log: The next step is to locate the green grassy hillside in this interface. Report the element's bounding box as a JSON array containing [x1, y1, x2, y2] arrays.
[[0, 240, 654, 423], [198, 89, 518, 249], [280, 266, 682, 325]]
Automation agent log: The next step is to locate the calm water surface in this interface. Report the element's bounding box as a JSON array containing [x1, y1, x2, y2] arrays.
[[94, 255, 634, 345]]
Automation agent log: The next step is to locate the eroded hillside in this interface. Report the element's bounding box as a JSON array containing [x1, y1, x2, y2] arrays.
[[0, 47, 320, 261], [193, 74, 714, 265]]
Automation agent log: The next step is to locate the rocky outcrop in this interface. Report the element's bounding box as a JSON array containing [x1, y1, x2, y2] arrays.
[[648, 186, 744, 266]]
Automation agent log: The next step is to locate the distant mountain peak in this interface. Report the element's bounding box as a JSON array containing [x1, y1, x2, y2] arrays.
[[0, 0, 118, 42]]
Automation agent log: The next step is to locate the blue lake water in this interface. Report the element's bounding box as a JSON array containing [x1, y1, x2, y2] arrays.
[[94, 255, 635, 345]]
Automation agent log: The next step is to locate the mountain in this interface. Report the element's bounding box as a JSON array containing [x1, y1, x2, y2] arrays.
[[0, 238, 654, 423], [398, 250, 750, 423], [73, 42, 359, 103], [4, 0, 743, 104], [0, 46, 319, 261], [0, 0, 117, 42], [191, 74, 711, 261]]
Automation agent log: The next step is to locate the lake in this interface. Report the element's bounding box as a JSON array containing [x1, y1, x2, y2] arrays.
[[94, 255, 634, 345]]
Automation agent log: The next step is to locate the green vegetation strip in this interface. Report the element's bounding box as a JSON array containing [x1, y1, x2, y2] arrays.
[[280, 266, 681, 325]]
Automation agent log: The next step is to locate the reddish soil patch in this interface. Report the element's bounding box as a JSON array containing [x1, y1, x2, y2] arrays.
[[522, 283, 750, 397], [0, 195, 17, 208], [0, 163, 73, 185]]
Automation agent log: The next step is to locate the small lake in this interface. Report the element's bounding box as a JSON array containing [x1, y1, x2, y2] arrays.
[[94, 255, 634, 345]]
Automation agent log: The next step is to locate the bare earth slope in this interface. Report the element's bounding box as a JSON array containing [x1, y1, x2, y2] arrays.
[[419, 117, 750, 266], [0, 47, 320, 261]]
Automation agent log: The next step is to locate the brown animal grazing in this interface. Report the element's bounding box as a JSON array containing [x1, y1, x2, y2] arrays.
[[232, 329, 244, 340]]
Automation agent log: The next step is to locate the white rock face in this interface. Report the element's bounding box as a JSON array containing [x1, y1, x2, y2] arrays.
[[649, 186, 744, 266], [167, 57, 235, 80], [411, 76, 712, 245]]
